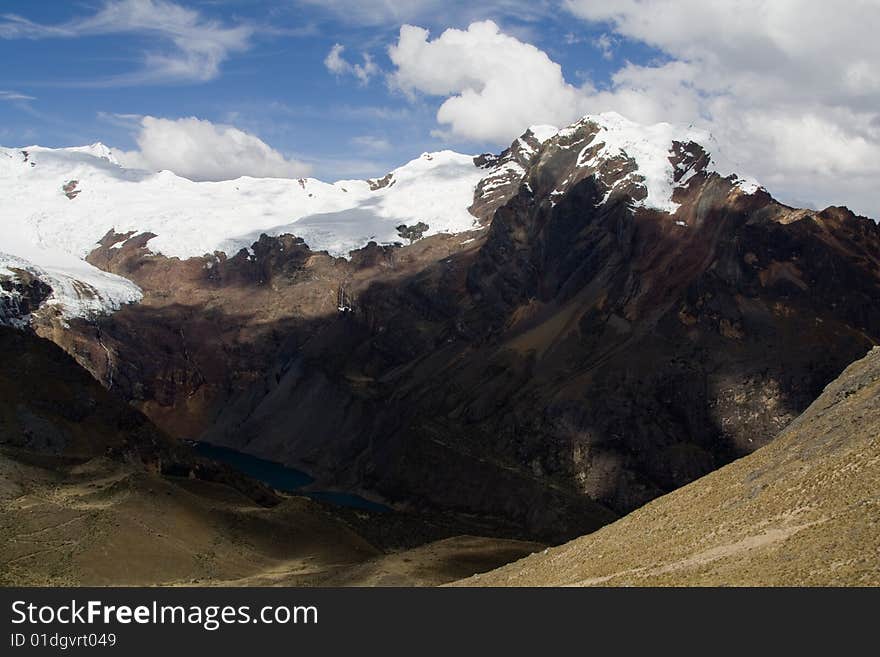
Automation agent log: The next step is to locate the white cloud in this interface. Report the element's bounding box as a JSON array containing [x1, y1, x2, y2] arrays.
[[351, 135, 392, 151], [562, 0, 880, 217], [296, 0, 553, 27], [592, 33, 615, 60], [381, 7, 880, 218], [324, 44, 378, 84], [0, 0, 252, 85], [297, 0, 444, 26], [117, 116, 310, 181], [388, 21, 589, 143], [0, 90, 35, 101]]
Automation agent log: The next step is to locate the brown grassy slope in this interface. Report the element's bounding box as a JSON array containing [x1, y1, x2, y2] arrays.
[[0, 453, 541, 586], [0, 454, 380, 586], [0, 327, 538, 586], [457, 347, 880, 586], [306, 536, 543, 587]]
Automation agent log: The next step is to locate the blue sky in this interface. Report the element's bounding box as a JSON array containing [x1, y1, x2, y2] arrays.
[[0, 0, 661, 180], [0, 1, 877, 220]]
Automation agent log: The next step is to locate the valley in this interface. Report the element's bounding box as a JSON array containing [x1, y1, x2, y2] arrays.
[[2, 112, 879, 586], [0, 326, 540, 586], [0, 449, 540, 586]]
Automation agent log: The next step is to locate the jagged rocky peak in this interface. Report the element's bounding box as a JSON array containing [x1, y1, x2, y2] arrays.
[[471, 112, 763, 224], [475, 124, 558, 172], [470, 124, 560, 221], [524, 112, 762, 214]]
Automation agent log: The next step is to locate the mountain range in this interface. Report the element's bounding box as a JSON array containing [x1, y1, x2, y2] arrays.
[[2, 111, 878, 582]]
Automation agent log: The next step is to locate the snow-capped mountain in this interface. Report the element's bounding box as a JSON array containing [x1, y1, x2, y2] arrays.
[[1, 143, 489, 261], [1, 140, 502, 323], [1, 112, 763, 324], [546, 112, 760, 211], [5, 111, 879, 542]]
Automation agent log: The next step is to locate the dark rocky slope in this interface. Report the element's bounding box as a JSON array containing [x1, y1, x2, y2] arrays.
[[0, 326, 540, 585], [0, 324, 282, 503], [459, 346, 880, 586]]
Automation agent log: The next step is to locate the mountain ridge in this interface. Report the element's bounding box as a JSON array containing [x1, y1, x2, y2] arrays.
[[3, 111, 879, 542], [2, 111, 772, 329]]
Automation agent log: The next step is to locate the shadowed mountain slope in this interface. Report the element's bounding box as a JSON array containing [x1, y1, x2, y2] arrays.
[[458, 347, 880, 586], [0, 327, 539, 585]]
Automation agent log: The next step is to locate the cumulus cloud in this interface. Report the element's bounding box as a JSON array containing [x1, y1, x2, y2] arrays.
[[388, 21, 589, 142], [381, 6, 880, 217], [117, 116, 310, 181], [324, 44, 378, 84], [0, 0, 252, 85], [561, 0, 880, 217]]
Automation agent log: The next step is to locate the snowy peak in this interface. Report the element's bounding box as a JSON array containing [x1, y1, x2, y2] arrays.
[[0, 144, 485, 263], [0, 142, 494, 325], [539, 112, 762, 212], [12, 142, 121, 170], [63, 142, 120, 165], [470, 124, 558, 220], [0, 112, 767, 325], [471, 112, 763, 223]]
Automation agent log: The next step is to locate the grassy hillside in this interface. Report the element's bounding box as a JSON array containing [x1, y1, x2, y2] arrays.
[[458, 347, 880, 586], [0, 326, 539, 586]]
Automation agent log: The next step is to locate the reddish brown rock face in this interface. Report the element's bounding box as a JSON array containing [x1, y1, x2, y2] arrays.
[[30, 127, 880, 543]]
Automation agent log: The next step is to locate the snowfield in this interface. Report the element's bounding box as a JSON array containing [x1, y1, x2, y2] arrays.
[[0, 113, 760, 322], [0, 145, 485, 260], [0, 144, 489, 322], [0, 238, 142, 325]]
